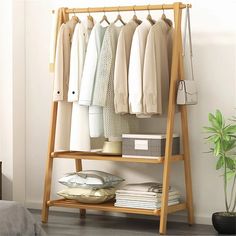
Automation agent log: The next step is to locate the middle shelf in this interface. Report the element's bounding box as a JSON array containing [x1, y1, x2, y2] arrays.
[[51, 151, 184, 164]]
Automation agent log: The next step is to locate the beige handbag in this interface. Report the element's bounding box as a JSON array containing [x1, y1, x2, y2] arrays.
[[177, 6, 198, 105]]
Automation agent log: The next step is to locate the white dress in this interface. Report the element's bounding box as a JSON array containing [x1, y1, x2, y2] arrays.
[[68, 19, 94, 151], [79, 23, 107, 137], [94, 24, 130, 138]]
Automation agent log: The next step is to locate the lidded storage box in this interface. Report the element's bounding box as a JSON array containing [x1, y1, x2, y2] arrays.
[[122, 134, 180, 159]]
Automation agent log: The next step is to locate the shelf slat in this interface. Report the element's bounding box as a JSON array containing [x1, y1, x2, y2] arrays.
[[51, 151, 184, 164], [47, 199, 187, 216]]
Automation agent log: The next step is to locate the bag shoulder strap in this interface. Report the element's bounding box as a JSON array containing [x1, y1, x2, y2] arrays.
[[183, 6, 194, 81]]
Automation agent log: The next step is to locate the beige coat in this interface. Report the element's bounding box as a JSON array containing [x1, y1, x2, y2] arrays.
[[53, 17, 78, 101], [113, 20, 138, 114], [143, 19, 173, 115], [53, 17, 78, 151], [49, 8, 69, 73]]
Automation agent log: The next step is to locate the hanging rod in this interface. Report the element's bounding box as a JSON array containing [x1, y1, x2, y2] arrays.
[[63, 3, 191, 14]]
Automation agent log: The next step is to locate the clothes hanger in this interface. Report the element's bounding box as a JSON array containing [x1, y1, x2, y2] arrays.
[[100, 8, 110, 25], [87, 7, 94, 24], [71, 8, 80, 23], [146, 5, 155, 25], [113, 6, 126, 25], [132, 5, 142, 25], [161, 4, 173, 27]]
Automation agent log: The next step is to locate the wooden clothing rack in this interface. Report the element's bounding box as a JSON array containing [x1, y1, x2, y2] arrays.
[[42, 2, 194, 235]]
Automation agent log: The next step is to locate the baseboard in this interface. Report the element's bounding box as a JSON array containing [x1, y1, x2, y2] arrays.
[[25, 201, 212, 225]]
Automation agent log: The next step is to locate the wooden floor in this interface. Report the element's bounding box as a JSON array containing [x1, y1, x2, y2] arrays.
[[31, 210, 217, 236]]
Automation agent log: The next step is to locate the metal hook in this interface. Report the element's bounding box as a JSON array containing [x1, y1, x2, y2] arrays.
[[73, 8, 76, 16], [133, 5, 136, 15], [162, 4, 165, 14], [88, 7, 91, 16], [103, 7, 106, 16], [118, 6, 120, 14], [147, 4, 151, 14]]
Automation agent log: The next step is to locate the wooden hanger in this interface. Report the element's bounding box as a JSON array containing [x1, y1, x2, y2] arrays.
[[161, 5, 173, 27], [113, 7, 126, 25], [87, 7, 94, 24], [132, 5, 142, 25], [71, 8, 80, 23], [146, 5, 155, 25], [100, 8, 110, 25]]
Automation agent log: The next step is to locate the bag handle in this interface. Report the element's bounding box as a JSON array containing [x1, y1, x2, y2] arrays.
[[182, 6, 194, 81]]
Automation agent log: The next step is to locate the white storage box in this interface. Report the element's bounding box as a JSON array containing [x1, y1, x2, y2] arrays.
[[122, 134, 180, 159]]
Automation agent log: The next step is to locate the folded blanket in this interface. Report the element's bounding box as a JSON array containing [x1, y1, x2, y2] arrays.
[[116, 190, 180, 197], [115, 200, 179, 210], [115, 194, 180, 203]]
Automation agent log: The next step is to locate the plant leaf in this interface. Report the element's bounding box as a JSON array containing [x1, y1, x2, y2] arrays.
[[224, 125, 236, 134], [216, 156, 224, 170], [216, 110, 223, 127], [226, 171, 236, 181], [225, 157, 235, 170], [203, 126, 218, 133]]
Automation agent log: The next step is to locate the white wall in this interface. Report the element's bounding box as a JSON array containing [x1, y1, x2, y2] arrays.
[[0, 0, 26, 202], [0, 0, 13, 200], [22, 0, 236, 224]]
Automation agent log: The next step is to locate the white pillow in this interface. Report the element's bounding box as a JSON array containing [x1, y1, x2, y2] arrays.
[[57, 187, 115, 203], [59, 170, 124, 189]]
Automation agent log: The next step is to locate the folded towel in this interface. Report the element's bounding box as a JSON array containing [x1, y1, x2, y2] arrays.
[[120, 182, 170, 193]]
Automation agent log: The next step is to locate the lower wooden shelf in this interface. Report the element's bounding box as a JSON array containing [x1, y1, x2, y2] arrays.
[[47, 199, 187, 216]]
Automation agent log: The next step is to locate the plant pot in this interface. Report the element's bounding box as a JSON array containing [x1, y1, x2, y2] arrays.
[[212, 212, 236, 234]]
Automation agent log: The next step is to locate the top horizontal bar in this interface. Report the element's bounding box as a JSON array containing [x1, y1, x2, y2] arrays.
[[64, 3, 191, 14]]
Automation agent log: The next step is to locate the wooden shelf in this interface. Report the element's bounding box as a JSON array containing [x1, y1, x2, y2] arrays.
[[51, 151, 184, 164], [47, 199, 187, 216]]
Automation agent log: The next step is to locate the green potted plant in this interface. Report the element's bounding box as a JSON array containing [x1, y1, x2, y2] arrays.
[[204, 110, 236, 234]]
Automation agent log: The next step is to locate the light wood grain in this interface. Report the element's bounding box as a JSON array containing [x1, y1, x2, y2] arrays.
[[75, 159, 86, 218], [51, 151, 184, 164], [47, 199, 186, 216], [41, 102, 58, 223], [159, 3, 182, 235], [178, 26, 195, 225], [65, 4, 191, 14], [42, 3, 194, 235]]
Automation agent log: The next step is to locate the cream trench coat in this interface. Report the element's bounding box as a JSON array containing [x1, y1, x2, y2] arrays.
[[79, 23, 107, 138], [69, 19, 94, 151], [143, 19, 173, 115], [54, 18, 78, 150]]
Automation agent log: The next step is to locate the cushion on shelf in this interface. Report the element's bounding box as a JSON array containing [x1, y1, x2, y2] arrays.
[[58, 170, 124, 188], [57, 187, 115, 203]]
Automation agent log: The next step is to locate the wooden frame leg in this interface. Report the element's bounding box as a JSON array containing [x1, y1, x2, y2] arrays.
[[159, 3, 182, 234], [75, 159, 86, 218], [42, 157, 54, 223], [42, 102, 58, 223], [180, 107, 194, 225], [178, 11, 195, 225]]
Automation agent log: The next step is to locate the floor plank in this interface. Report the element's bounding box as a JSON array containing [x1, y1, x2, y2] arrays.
[[31, 210, 217, 236]]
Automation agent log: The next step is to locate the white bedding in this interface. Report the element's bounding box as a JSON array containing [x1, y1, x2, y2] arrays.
[[0, 201, 46, 236]]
